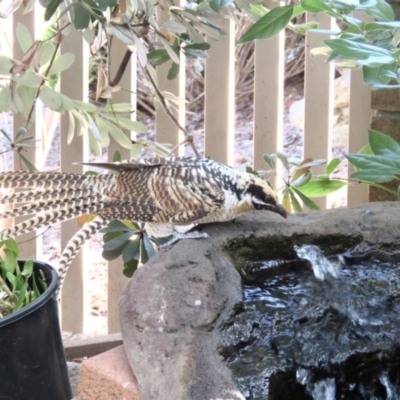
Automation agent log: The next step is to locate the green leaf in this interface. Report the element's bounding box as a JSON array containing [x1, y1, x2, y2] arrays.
[[2, 249, 17, 274], [291, 170, 312, 187], [293, 4, 306, 17], [325, 39, 395, 62], [39, 86, 63, 111], [184, 49, 208, 59], [167, 62, 180, 80], [6, 272, 17, 289], [113, 150, 122, 162], [44, 0, 63, 21], [289, 189, 303, 213], [32, 273, 41, 298], [102, 220, 136, 233], [350, 169, 399, 182], [359, 143, 373, 155], [148, 49, 170, 66], [296, 159, 326, 168], [73, 3, 90, 30], [82, 0, 104, 17], [102, 246, 126, 261], [88, 128, 102, 156], [238, 6, 294, 44], [67, 111, 75, 144], [356, 55, 397, 68], [276, 152, 289, 172], [21, 258, 34, 278], [291, 186, 320, 210], [368, 129, 400, 158], [246, 166, 259, 176], [185, 43, 211, 50], [122, 236, 141, 263], [160, 38, 180, 64], [16, 23, 33, 54], [48, 53, 76, 75], [98, 0, 117, 10], [296, 179, 346, 197], [101, 103, 135, 113], [365, 21, 400, 31], [71, 100, 97, 112], [347, 153, 400, 170], [103, 231, 134, 251], [365, 0, 394, 22], [208, 0, 233, 13], [263, 153, 277, 170], [363, 62, 397, 87], [101, 119, 133, 150], [282, 187, 291, 212], [326, 158, 341, 176], [0, 239, 19, 258], [18, 152, 36, 172], [87, 114, 101, 142], [123, 259, 139, 277], [249, 3, 268, 18], [15, 283, 28, 310], [301, 0, 338, 16], [102, 114, 147, 133], [140, 234, 155, 263]]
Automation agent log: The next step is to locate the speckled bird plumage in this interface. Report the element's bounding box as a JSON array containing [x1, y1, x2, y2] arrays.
[[0, 157, 287, 291]]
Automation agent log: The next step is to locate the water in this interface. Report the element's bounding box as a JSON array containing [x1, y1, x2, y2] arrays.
[[294, 244, 343, 281], [222, 246, 400, 399]]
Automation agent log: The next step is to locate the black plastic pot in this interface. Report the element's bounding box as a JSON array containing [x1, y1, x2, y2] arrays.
[[0, 261, 72, 400]]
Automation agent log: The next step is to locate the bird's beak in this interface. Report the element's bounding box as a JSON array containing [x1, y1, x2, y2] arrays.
[[266, 204, 288, 219]]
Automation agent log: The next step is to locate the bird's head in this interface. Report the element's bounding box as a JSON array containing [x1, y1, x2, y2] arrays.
[[244, 176, 288, 218]]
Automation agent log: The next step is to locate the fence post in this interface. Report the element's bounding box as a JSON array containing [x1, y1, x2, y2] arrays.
[[304, 13, 335, 209], [204, 18, 235, 165], [106, 41, 136, 333], [59, 30, 88, 333], [12, 7, 38, 260], [155, 7, 186, 154], [253, 3, 284, 187], [347, 12, 372, 207]]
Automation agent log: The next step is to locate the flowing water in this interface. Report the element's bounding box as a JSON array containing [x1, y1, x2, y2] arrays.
[[222, 245, 400, 399]]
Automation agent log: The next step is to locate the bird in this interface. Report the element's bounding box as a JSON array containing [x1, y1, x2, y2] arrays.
[[0, 156, 287, 290]]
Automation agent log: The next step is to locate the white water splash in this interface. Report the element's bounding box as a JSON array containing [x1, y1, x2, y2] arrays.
[[294, 244, 344, 280], [310, 378, 336, 400], [380, 371, 399, 400]]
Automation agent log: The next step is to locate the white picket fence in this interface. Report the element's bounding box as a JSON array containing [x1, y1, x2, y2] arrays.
[[2, 7, 371, 334]]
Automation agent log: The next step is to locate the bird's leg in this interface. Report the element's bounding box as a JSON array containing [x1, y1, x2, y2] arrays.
[[158, 230, 209, 251]]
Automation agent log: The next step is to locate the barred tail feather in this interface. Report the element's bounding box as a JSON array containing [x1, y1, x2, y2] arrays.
[[0, 203, 106, 240], [0, 172, 86, 189], [0, 171, 115, 191], [57, 216, 108, 294], [0, 195, 103, 219], [0, 188, 95, 205]]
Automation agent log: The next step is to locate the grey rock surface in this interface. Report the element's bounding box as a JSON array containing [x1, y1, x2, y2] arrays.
[[119, 202, 400, 400], [67, 361, 81, 398]]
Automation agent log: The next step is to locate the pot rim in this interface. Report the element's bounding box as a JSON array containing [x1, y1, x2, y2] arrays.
[[0, 261, 58, 328]]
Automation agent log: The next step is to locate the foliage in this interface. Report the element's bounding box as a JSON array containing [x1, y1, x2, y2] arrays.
[[0, 128, 37, 171], [240, 0, 400, 90], [346, 129, 400, 196], [1, 0, 400, 275], [101, 220, 169, 277], [263, 130, 400, 213], [260, 153, 346, 213], [0, 0, 398, 163], [0, 239, 47, 318]]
